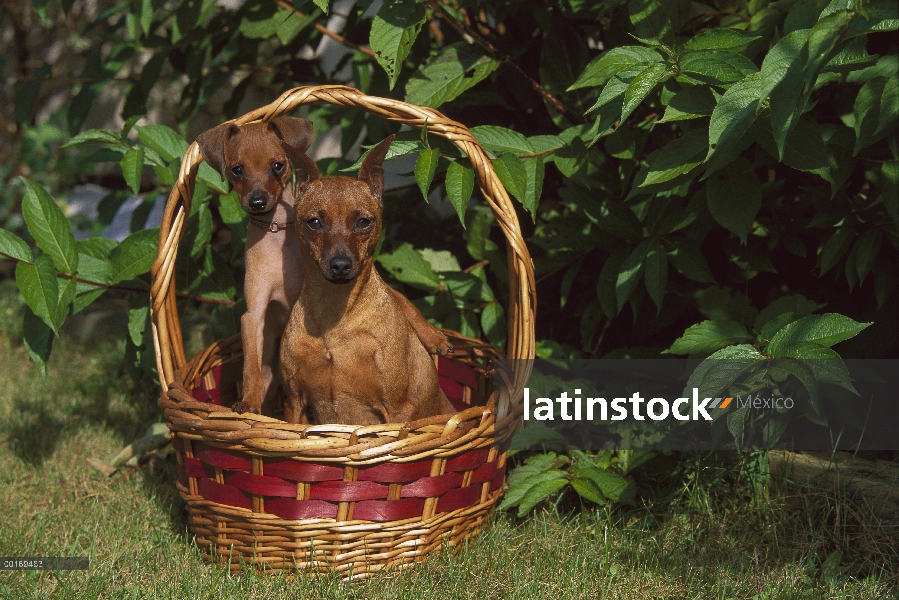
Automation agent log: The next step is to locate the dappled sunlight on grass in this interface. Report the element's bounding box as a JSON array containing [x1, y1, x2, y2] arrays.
[[0, 323, 895, 598]]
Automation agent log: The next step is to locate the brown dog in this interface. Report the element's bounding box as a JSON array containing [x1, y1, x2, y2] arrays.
[[197, 117, 314, 416], [279, 135, 456, 425]]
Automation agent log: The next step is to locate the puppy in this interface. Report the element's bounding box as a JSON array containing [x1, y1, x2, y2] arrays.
[[279, 135, 456, 425], [196, 117, 314, 416]]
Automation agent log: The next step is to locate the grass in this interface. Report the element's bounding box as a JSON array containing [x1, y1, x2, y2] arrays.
[[0, 290, 896, 599]]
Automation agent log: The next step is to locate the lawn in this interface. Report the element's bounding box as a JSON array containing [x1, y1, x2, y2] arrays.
[[0, 290, 895, 599]]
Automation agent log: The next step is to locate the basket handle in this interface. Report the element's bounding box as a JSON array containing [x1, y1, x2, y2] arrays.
[[150, 85, 535, 417]]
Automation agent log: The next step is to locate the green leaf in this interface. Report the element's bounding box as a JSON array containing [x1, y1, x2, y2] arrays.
[[493, 153, 528, 204], [881, 161, 899, 229], [413, 148, 440, 202], [641, 128, 708, 186], [376, 243, 441, 291], [189, 204, 213, 258], [706, 159, 762, 244], [509, 424, 567, 454], [597, 248, 627, 318], [570, 477, 606, 506], [135, 124, 188, 162], [770, 342, 857, 394], [768, 358, 819, 414], [215, 191, 242, 225], [616, 240, 651, 312], [760, 312, 801, 342], [445, 160, 474, 224], [20, 179, 78, 275], [783, 0, 829, 34], [54, 275, 75, 329], [342, 140, 421, 172], [23, 309, 53, 376], [643, 239, 667, 312], [311, 0, 328, 13], [683, 28, 760, 52], [63, 128, 123, 148], [876, 74, 898, 137], [620, 62, 671, 125], [758, 118, 832, 182], [851, 228, 881, 284], [419, 249, 460, 273], [755, 294, 826, 331], [277, 8, 319, 45], [679, 51, 758, 86], [480, 301, 505, 346], [0, 229, 33, 262], [818, 226, 854, 275], [15, 254, 60, 334], [665, 238, 715, 283], [568, 46, 661, 90], [806, 9, 855, 74], [405, 42, 499, 108], [629, 0, 673, 42], [657, 85, 716, 123], [139, 0, 153, 36], [197, 162, 229, 194], [665, 320, 750, 355], [705, 72, 762, 174], [574, 462, 629, 502], [517, 471, 569, 516], [121, 147, 144, 195], [758, 29, 809, 111], [683, 344, 765, 401], [471, 126, 534, 156], [528, 135, 565, 155], [239, 11, 282, 39], [853, 77, 897, 155], [767, 313, 872, 355], [128, 303, 149, 347], [464, 209, 492, 261], [109, 228, 159, 283], [370, 0, 427, 90], [522, 156, 545, 216]]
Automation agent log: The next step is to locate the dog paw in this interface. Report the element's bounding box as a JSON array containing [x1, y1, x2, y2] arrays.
[[426, 333, 454, 356], [231, 401, 261, 415]]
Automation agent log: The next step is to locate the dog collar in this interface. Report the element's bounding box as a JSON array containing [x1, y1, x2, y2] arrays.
[[248, 216, 294, 233]]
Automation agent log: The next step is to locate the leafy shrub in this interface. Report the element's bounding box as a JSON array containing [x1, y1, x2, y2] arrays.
[[0, 0, 896, 512]]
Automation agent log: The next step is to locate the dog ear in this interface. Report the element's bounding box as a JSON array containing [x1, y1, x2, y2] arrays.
[[269, 117, 314, 153], [358, 135, 395, 202], [196, 123, 239, 181], [282, 141, 319, 196]]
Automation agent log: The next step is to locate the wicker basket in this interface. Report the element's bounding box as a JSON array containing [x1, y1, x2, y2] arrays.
[[150, 85, 536, 578]]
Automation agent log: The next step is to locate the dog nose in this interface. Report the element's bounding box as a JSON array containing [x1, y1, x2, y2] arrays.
[[329, 257, 352, 278], [248, 194, 266, 210]]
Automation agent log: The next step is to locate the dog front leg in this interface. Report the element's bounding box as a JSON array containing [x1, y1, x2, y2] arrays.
[[234, 311, 267, 414], [390, 288, 453, 355]]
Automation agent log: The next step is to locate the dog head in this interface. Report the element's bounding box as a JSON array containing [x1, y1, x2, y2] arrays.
[[286, 135, 394, 285], [196, 116, 313, 215]]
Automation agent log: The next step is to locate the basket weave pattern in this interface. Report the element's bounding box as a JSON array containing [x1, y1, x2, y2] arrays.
[[150, 86, 536, 577]]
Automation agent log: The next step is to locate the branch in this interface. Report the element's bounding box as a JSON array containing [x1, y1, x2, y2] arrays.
[[429, 1, 574, 119], [274, 0, 375, 58], [0, 253, 236, 307]]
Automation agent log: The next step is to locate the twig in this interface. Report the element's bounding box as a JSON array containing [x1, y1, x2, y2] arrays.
[[274, 0, 375, 58], [428, 1, 573, 119], [464, 259, 489, 273], [0, 253, 236, 306]]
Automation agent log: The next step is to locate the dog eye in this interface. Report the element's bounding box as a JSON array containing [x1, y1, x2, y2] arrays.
[[272, 162, 285, 175], [356, 218, 373, 230], [231, 165, 243, 177], [306, 218, 322, 230]]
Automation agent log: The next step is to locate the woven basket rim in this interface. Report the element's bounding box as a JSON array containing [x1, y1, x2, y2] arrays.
[[149, 85, 535, 439]]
